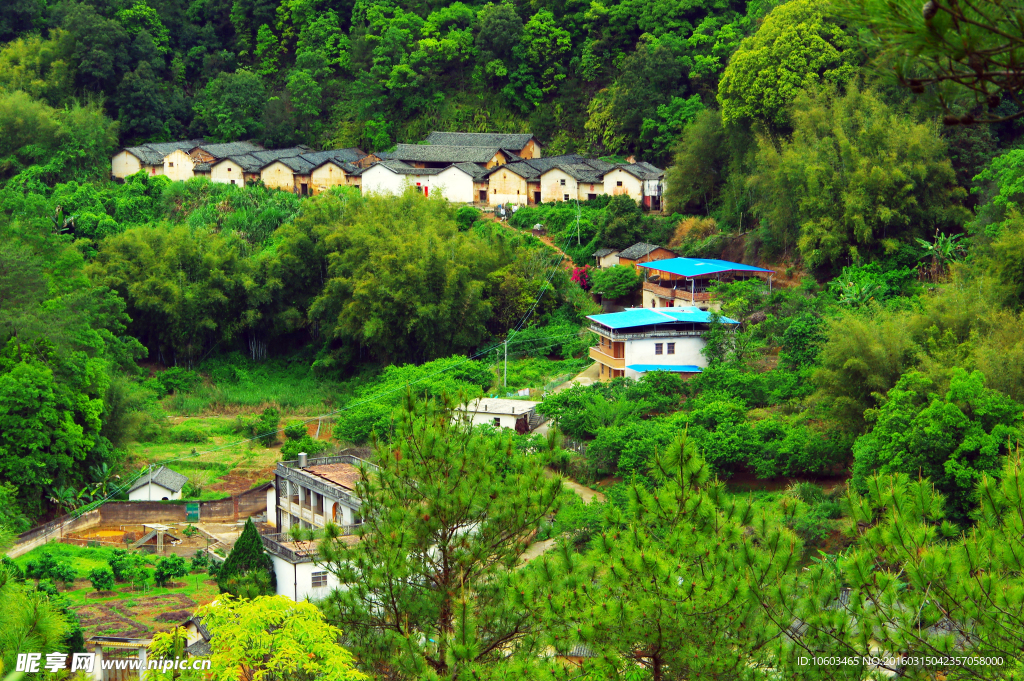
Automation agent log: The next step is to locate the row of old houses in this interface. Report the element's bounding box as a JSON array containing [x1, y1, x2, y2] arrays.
[[111, 132, 666, 208]]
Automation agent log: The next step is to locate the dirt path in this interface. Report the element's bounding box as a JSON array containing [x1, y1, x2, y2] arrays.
[[481, 212, 575, 271]]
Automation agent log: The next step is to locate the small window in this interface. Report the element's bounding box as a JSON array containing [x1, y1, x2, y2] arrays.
[[227, 167, 232, 172], [311, 571, 328, 588], [230, 180, 236, 185], [168, 162, 174, 168], [667, 343, 675, 355], [655, 343, 663, 355], [559, 179, 566, 186], [493, 417, 500, 427], [563, 194, 569, 201], [616, 181, 623, 187]]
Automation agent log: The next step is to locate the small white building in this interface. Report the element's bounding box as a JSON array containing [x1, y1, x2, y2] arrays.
[[360, 160, 442, 197], [433, 163, 486, 203], [594, 248, 621, 269], [128, 465, 189, 501], [586, 307, 739, 381], [262, 453, 376, 601], [456, 397, 543, 433]]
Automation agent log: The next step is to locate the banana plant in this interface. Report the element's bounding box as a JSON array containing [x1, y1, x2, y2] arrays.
[[915, 230, 966, 280]]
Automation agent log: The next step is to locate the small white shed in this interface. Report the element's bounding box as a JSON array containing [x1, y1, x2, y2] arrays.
[[456, 398, 542, 433], [128, 465, 189, 501]]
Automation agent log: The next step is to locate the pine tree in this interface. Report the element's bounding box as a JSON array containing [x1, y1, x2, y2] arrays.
[[217, 517, 276, 596], [754, 456, 1024, 679], [534, 430, 803, 680], [318, 391, 562, 679]]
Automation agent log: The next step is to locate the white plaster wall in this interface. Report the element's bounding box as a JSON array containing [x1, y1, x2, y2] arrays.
[[163, 149, 195, 181], [112, 151, 142, 178], [128, 483, 182, 501], [604, 169, 643, 202], [211, 160, 246, 186], [271, 555, 345, 602], [597, 253, 620, 268], [461, 412, 516, 429], [266, 486, 277, 528], [625, 336, 707, 368], [361, 165, 409, 195], [433, 166, 475, 203]]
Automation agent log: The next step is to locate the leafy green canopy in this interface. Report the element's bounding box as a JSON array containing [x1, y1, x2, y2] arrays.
[[318, 392, 562, 678], [752, 85, 969, 272], [718, 0, 857, 129]]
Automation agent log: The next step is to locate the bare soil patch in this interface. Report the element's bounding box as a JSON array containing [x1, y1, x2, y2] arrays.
[[155, 610, 193, 623]]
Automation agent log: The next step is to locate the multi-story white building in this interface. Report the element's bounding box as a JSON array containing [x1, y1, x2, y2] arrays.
[[638, 258, 774, 311], [586, 307, 738, 380], [262, 453, 376, 601]]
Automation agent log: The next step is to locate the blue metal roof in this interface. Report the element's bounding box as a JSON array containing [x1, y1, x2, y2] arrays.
[[587, 307, 738, 330], [638, 258, 774, 278], [626, 364, 703, 373]]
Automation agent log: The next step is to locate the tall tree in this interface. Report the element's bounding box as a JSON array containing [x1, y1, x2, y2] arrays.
[[318, 392, 562, 679], [536, 430, 802, 680]]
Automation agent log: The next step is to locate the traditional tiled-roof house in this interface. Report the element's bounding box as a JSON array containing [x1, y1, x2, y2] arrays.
[[361, 159, 444, 196], [424, 132, 542, 159], [602, 162, 666, 209], [111, 139, 205, 179], [617, 242, 677, 273], [484, 161, 541, 206], [388, 143, 518, 169]]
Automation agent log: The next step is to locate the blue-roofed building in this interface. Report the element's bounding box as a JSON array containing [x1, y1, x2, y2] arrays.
[[638, 257, 774, 311], [586, 307, 738, 380]]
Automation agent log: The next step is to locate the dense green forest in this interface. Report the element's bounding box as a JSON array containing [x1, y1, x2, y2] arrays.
[[3, 0, 1024, 676]]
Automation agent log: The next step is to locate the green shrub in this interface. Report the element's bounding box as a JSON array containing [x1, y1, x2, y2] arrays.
[[284, 421, 308, 440], [167, 425, 209, 443], [280, 435, 328, 460], [154, 555, 189, 587], [454, 206, 481, 230], [89, 567, 115, 592], [191, 550, 209, 572], [217, 519, 275, 596], [143, 367, 202, 398]]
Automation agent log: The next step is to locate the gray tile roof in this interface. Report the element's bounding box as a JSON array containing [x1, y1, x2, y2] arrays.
[[485, 161, 541, 180], [391, 144, 511, 164], [194, 163, 211, 173], [604, 162, 664, 180], [425, 132, 536, 149], [484, 155, 615, 182], [185, 640, 211, 657], [123, 139, 205, 165], [450, 162, 489, 180], [301, 148, 366, 167], [594, 248, 618, 257], [194, 141, 265, 159], [372, 159, 444, 175], [129, 465, 189, 493], [618, 242, 670, 259], [215, 154, 264, 173]]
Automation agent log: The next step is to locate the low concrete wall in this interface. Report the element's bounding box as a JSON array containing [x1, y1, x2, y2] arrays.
[[7, 484, 271, 558], [9, 510, 102, 558]]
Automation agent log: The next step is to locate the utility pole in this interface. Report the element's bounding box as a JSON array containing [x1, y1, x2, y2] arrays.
[[503, 337, 508, 389]]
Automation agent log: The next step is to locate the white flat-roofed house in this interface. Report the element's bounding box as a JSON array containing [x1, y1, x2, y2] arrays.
[[455, 397, 545, 433], [586, 307, 739, 381], [128, 465, 189, 501], [262, 453, 377, 601]]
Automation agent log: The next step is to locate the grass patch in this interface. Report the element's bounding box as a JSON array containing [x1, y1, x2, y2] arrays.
[[14, 542, 137, 574]]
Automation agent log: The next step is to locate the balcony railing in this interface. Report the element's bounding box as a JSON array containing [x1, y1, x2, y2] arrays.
[[279, 453, 379, 472], [261, 525, 361, 563], [588, 325, 706, 341], [644, 281, 712, 302], [588, 346, 625, 369]]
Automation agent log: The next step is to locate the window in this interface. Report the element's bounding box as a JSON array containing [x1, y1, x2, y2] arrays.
[[616, 181, 623, 187], [559, 179, 566, 186], [227, 167, 232, 172], [168, 162, 174, 168], [667, 343, 675, 355], [655, 343, 663, 355], [563, 194, 569, 201], [230, 179, 236, 185], [493, 417, 500, 427], [311, 571, 328, 588]]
